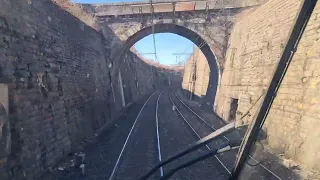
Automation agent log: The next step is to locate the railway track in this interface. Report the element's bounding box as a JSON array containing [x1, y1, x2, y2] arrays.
[[168, 90, 236, 176], [108, 90, 163, 180], [158, 90, 227, 179], [108, 89, 230, 180], [67, 88, 293, 180], [105, 88, 285, 180], [171, 89, 284, 180], [109, 87, 286, 180]]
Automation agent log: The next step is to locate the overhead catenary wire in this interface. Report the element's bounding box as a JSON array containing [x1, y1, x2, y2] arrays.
[[172, 36, 204, 66], [141, 1, 227, 65], [150, 0, 159, 63], [144, 12, 210, 66], [145, 1, 224, 73]]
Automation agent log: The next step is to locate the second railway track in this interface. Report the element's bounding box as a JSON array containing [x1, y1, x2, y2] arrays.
[[109, 88, 232, 180], [171, 88, 285, 180], [66, 88, 288, 180], [168, 89, 236, 176], [109, 88, 241, 180], [158, 89, 228, 179]]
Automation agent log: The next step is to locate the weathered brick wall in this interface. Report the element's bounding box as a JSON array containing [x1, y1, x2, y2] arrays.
[[112, 52, 171, 108], [216, 0, 320, 173], [182, 48, 210, 97], [0, 0, 170, 179]]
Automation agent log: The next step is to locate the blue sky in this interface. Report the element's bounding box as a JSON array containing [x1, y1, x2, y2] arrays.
[[73, 0, 195, 65], [134, 33, 194, 65]]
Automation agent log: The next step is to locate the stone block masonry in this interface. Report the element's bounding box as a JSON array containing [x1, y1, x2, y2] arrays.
[[215, 0, 320, 175], [0, 0, 172, 179], [182, 47, 210, 100]]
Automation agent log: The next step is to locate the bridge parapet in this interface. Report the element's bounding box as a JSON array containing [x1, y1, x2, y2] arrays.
[[93, 0, 266, 16]]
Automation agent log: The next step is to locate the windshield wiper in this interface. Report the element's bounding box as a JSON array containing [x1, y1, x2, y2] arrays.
[[138, 121, 245, 180]]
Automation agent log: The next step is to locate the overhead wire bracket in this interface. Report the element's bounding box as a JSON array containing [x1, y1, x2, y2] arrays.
[[205, 2, 209, 22], [172, 2, 176, 23]]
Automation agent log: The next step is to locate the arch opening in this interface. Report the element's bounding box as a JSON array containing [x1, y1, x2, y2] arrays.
[[117, 24, 220, 107]]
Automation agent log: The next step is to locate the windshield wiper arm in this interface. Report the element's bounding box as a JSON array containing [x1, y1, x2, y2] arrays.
[[138, 121, 245, 180], [159, 140, 241, 180]]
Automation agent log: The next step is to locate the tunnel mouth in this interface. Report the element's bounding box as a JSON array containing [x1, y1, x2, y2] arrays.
[[116, 23, 220, 107]]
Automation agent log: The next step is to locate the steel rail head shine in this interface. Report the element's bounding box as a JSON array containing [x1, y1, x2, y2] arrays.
[[155, 90, 164, 176], [174, 90, 283, 179], [138, 91, 237, 180], [108, 91, 159, 180]]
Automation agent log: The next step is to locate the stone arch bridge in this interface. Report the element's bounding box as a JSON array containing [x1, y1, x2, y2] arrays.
[[92, 0, 265, 104]]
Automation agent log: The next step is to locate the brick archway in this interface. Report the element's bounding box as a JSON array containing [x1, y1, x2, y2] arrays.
[[116, 24, 220, 105]]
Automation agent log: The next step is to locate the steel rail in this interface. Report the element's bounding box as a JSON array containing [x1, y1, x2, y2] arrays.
[[169, 93, 231, 174], [173, 91, 283, 180], [108, 90, 159, 180], [155, 90, 164, 176], [138, 110, 236, 180]]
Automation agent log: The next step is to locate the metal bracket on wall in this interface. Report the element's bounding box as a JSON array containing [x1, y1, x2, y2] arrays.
[[139, 6, 143, 22], [0, 83, 10, 165], [150, 0, 154, 24], [172, 2, 176, 23], [205, 2, 209, 22], [139, 6, 142, 14], [229, 1, 318, 179], [0, 84, 8, 115], [138, 6, 147, 28]]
